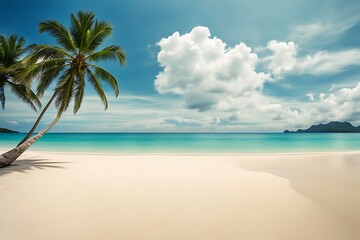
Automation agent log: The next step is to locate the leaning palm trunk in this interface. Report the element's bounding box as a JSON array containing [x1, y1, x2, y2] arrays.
[[17, 91, 57, 146], [0, 113, 61, 167]]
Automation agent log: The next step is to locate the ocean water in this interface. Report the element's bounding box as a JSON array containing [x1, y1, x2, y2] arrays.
[[1, 133, 360, 154]]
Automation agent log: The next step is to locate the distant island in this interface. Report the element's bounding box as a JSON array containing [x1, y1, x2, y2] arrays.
[[284, 121, 360, 133], [0, 128, 19, 133]]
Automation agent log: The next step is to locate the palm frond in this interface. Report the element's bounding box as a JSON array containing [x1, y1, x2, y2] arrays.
[[86, 68, 108, 110], [6, 81, 41, 112], [87, 45, 126, 66], [15, 55, 41, 84], [22, 58, 66, 80], [0, 65, 14, 75], [0, 34, 26, 67], [0, 34, 42, 111], [55, 69, 74, 113], [39, 20, 76, 52], [90, 65, 119, 96], [14, 36, 25, 58], [25, 11, 125, 115], [70, 14, 82, 51], [26, 87, 42, 109], [28, 44, 73, 61], [73, 72, 85, 114], [0, 35, 12, 66], [70, 11, 95, 52], [84, 20, 112, 53], [36, 66, 64, 97]]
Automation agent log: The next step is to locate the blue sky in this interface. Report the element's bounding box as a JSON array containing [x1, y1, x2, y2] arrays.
[[1, 0, 360, 132]]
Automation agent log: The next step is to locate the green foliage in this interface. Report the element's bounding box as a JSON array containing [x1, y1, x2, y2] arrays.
[[27, 11, 126, 114], [0, 34, 41, 111]]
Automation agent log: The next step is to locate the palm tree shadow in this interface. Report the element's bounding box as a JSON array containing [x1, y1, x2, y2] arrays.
[[0, 156, 69, 177]]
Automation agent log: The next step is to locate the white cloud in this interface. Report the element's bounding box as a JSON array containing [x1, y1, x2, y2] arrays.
[[6, 24, 360, 133], [290, 17, 358, 44], [292, 82, 360, 127], [80, 84, 360, 132], [337, 83, 360, 103], [154, 26, 360, 131], [264, 45, 360, 77], [291, 23, 340, 44], [6, 120, 18, 125], [280, 80, 360, 128], [280, 82, 360, 129], [307, 93, 315, 101], [295, 49, 360, 75], [272, 18, 360, 77], [155, 26, 270, 112], [267, 40, 297, 78]]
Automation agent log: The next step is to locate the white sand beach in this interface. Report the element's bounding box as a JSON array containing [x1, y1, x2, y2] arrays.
[[0, 150, 360, 240]]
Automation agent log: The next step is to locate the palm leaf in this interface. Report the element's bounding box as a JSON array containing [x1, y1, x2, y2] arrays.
[[0, 34, 41, 112], [39, 21, 76, 52], [54, 69, 74, 113], [73, 71, 85, 113], [0, 65, 14, 75], [6, 81, 40, 112], [86, 68, 108, 110], [87, 45, 126, 66], [70, 11, 95, 52], [22, 58, 67, 80], [84, 20, 112, 53], [14, 36, 25, 58], [36, 65, 64, 97], [1, 35, 26, 66], [28, 44, 73, 61], [90, 65, 119, 96], [26, 87, 42, 109]]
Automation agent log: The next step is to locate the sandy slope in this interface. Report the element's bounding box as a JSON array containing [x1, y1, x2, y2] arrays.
[[0, 150, 359, 240]]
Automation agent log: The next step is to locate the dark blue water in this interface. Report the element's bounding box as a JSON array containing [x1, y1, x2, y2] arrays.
[[1, 133, 360, 154]]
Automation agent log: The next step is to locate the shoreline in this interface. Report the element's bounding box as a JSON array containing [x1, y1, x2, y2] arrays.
[[1, 148, 360, 157]]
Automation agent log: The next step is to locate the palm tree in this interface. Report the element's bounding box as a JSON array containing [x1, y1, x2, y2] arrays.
[[0, 11, 125, 167], [0, 34, 41, 111]]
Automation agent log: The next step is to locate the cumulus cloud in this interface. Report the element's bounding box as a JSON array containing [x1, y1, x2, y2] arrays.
[[155, 26, 270, 112], [267, 40, 297, 78], [154, 26, 360, 131], [277, 82, 360, 129], [154, 27, 323, 129], [337, 83, 360, 103], [295, 82, 360, 126]]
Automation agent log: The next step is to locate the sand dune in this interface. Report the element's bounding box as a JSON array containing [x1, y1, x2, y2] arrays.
[[0, 150, 359, 240]]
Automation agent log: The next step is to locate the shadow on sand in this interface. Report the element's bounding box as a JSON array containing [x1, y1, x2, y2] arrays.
[[0, 156, 68, 177]]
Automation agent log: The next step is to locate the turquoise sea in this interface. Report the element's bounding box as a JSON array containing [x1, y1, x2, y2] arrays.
[[1, 133, 360, 154]]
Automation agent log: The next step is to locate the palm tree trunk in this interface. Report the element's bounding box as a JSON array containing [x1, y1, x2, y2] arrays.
[[17, 91, 57, 146], [0, 113, 61, 167], [0, 85, 5, 109]]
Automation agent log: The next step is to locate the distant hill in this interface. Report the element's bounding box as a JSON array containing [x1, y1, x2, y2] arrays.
[[284, 121, 360, 133], [0, 128, 19, 133]]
